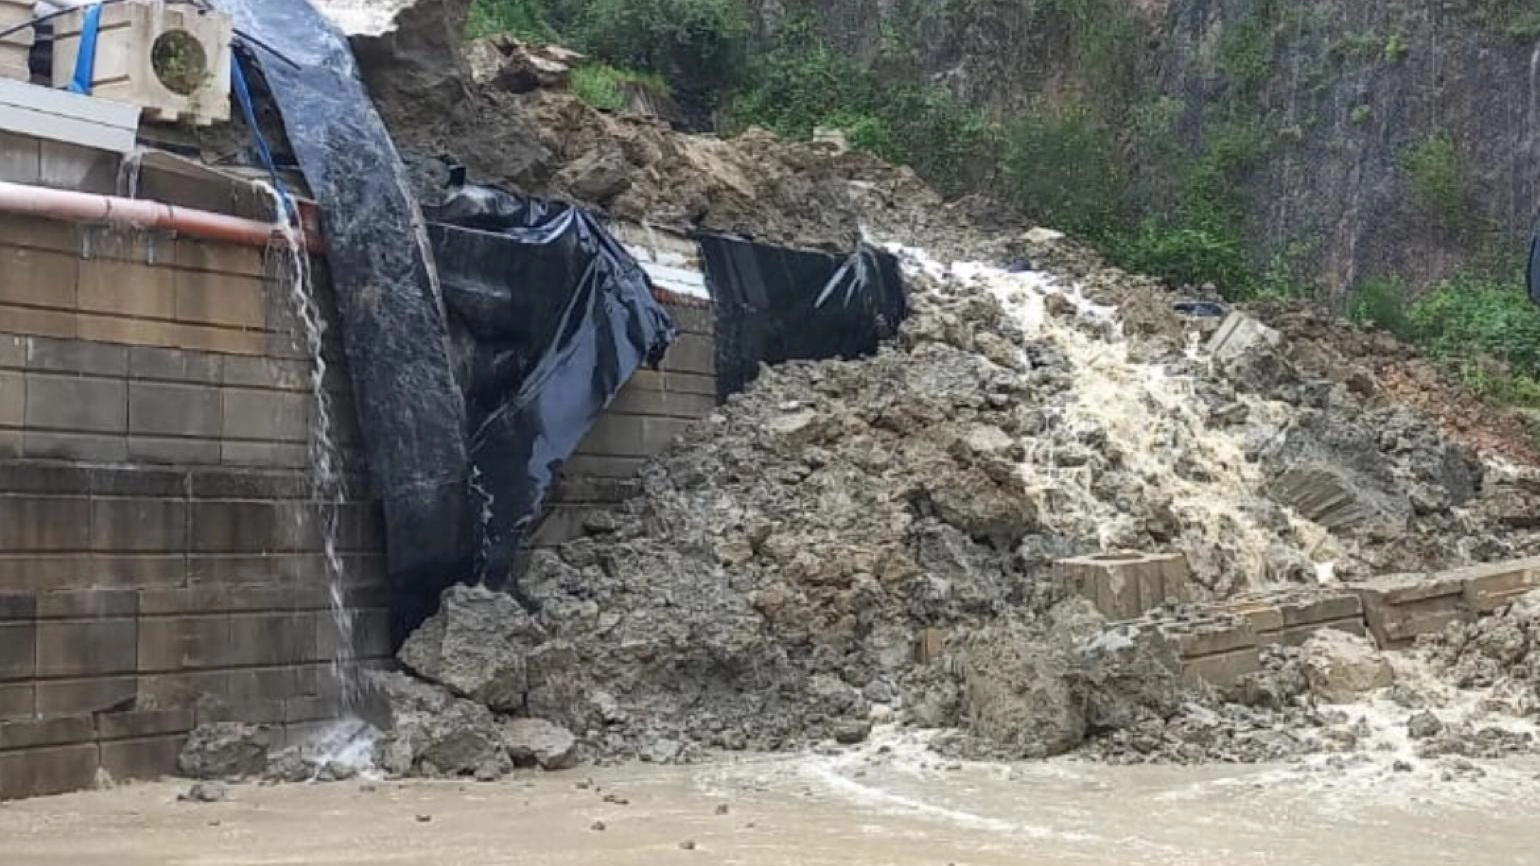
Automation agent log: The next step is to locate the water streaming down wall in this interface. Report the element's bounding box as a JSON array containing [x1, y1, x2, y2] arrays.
[[261, 182, 359, 707], [888, 245, 1340, 594]]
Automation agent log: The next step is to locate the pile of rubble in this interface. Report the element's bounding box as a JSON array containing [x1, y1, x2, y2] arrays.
[[343, 240, 1540, 776]]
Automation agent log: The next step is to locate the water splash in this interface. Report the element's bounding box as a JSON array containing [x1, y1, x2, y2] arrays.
[[259, 183, 359, 708]]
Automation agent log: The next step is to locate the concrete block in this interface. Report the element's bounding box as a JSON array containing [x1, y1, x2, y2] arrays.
[[0, 305, 79, 342], [0, 743, 100, 800], [24, 373, 127, 432], [35, 676, 137, 715], [0, 495, 92, 551], [1182, 646, 1263, 690], [37, 140, 118, 193], [35, 619, 138, 677], [0, 715, 95, 750], [85, 464, 184, 497], [128, 381, 223, 437], [222, 355, 309, 390], [175, 271, 266, 328], [1358, 591, 1467, 648], [577, 413, 696, 459], [175, 238, 265, 278], [0, 592, 34, 620], [189, 501, 284, 553], [1277, 617, 1366, 646], [1277, 592, 1363, 627], [227, 612, 313, 667], [0, 427, 16, 456], [0, 621, 35, 679], [90, 498, 189, 552], [77, 259, 177, 319], [0, 130, 41, 181], [0, 682, 33, 719], [91, 553, 187, 587], [222, 389, 307, 443], [914, 627, 945, 664], [128, 345, 223, 383], [219, 440, 307, 468], [283, 695, 344, 724], [76, 315, 265, 356], [128, 435, 222, 465], [0, 369, 21, 427], [22, 430, 129, 462], [136, 614, 230, 672], [99, 733, 186, 783], [136, 587, 228, 615], [35, 589, 139, 619], [22, 336, 131, 376], [1165, 619, 1257, 657], [1206, 312, 1281, 364], [351, 607, 392, 659], [222, 665, 302, 706], [188, 467, 308, 499], [659, 333, 715, 375], [95, 707, 194, 740], [1053, 552, 1191, 620], [1446, 557, 1540, 611], [0, 247, 78, 309]]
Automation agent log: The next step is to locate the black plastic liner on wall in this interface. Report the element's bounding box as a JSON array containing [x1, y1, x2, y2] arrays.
[[698, 234, 907, 401], [425, 184, 677, 592], [214, 1, 471, 642]]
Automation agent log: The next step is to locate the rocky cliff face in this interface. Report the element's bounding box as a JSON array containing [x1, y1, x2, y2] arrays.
[[750, 0, 1540, 295]]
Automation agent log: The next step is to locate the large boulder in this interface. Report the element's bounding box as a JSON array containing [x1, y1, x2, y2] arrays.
[[1302, 628, 1394, 703], [365, 670, 512, 779], [177, 722, 271, 781], [398, 584, 547, 712], [504, 718, 579, 770]]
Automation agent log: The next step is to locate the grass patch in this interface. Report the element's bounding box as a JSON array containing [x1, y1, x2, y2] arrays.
[[570, 64, 668, 112], [467, 0, 556, 40]]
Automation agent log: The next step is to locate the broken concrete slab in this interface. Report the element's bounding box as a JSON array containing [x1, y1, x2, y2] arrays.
[[1053, 552, 1191, 620], [1206, 312, 1281, 364]]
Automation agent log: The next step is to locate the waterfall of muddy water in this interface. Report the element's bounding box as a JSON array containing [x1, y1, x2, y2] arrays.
[[259, 184, 359, 707], [888, 245, 1339, 593]]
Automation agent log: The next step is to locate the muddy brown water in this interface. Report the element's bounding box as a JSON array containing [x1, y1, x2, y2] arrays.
[[5, 736, 1539, 866]]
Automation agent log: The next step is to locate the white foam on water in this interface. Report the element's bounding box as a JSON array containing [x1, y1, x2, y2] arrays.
[[311, 0, 417, 36]]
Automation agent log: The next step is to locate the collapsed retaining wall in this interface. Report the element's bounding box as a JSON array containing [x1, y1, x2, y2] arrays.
[[0, 208, 390, 799]]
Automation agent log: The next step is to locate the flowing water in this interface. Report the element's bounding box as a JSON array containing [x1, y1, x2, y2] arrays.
[[889, 246, 1339, 593], [259, 183, 359, 708]]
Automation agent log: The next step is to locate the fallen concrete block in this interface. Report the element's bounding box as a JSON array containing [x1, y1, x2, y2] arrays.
[[1053, 552, 1192, 620], [1205, 312, 1281, 364]]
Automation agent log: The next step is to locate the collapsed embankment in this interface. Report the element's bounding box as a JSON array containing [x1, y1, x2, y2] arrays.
[[171, 17, 1540, 784]]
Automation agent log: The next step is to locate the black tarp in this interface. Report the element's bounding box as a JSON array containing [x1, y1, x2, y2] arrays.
[[698, 234, 906, 401], [1528, 227, 1540, 306], [425, 184, 676, 593], [215, 1, 470, 641]]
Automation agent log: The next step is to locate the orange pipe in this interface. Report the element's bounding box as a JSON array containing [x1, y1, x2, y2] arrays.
[[0, 180, 325, 252]]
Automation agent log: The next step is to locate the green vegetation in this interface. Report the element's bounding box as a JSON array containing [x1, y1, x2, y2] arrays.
[[1401, 136, 1470, 229], [466, 0, 555, 40], [1348, 267, 1540, 413], [570, 64, 669, 111], [1383, 32, 1409, 62], [1351, 104, 1373, 125]]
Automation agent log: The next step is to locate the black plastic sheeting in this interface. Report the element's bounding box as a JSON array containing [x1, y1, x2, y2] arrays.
[[698, 235, 907, 401], [1528, 227, 1540, 307], [424, 184, 676, 595], [214, 1, 471, 641]]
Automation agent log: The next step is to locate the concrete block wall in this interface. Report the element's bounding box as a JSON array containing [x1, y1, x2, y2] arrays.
[[532, 302, 717, 546], [0, 212, 389, 799]]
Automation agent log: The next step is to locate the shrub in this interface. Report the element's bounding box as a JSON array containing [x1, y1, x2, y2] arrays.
[[572, 0, 747, 90], [1110, 221, 1255, 295], [1348, 276, 1412, 337], [1000, 105, 1122, 236], [1408, 274, 1540, 374], [1401, 136, 1469, 227]]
